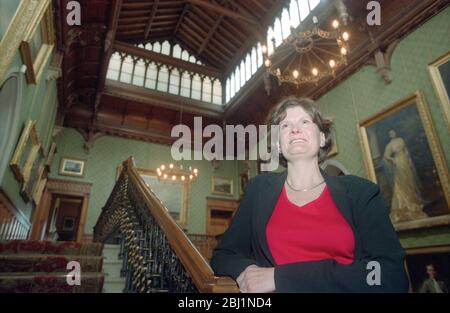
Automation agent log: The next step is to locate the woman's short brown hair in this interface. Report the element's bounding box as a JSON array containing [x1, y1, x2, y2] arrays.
[[267, 97, 333, 167]]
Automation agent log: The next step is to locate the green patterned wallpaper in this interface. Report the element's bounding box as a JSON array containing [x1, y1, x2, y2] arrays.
[[315, 7, 450, 249], [0, 48, 58, 221], [49, 128, 245, 235]]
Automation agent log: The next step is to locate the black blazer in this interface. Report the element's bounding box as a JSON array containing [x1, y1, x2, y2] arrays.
[[210, 170, 409, 292]]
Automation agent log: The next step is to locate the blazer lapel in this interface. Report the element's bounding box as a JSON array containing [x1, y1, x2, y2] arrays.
[[256, 171, 287, 265], [322, 173, 354, 229]]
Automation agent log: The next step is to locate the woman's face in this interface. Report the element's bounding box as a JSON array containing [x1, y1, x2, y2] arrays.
[[278, 106, 325, 163]]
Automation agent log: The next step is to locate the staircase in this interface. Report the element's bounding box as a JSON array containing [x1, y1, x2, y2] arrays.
[[0, 240, 104, 292], [93, 157, 239, 293], [102, 244, 126, 293]]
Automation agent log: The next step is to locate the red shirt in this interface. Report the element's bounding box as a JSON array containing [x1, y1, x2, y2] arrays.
[[266, 185, 355, 266]]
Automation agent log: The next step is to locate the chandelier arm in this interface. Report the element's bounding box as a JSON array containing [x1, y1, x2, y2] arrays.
[[284, 54, 299, 75], [295, 54, 303, 76], [270, 48, 293, 72], [270, 42, 293, 58], [310, 49, 328, 67], [305, 52, 314, 71], [313, 46, 342, 58], [315, 41, 343, 46]]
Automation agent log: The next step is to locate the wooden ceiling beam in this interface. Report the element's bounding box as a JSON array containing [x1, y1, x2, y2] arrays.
[[190, 5, 246, 43], [247, 0, 267, 13], [179, 21, 232, 62], [117, 30, 145, 36], [150, 21, 176, 27], [173, 4, 189, 35], [118, 17, 150, 24], [197, 15, 223, 54], [154, 15, 179, 21], [94, 0, 123, 113], [114, 41, 222, 78], [120, 10, 151, 17], [213, 25, 242, 51], [182, 16, 208, 38], [121, 3, 153, 10], [117, 23, 147, 31], [186, 0, 258, 26], [144, 0, 160, 40]]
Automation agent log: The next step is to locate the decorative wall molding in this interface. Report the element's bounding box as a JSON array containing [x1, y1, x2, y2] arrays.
[[46, 179, 92, 195], [0, 0, 41, 86], [366, 40, 400, 84]]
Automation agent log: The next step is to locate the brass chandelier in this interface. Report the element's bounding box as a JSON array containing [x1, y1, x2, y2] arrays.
[[262, 16, 350, 86], [156, 163, 199, 182]]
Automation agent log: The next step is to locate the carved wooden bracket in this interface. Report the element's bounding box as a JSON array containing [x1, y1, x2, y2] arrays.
[[76, 128, 105, 154], [366, 40, 399, 84]]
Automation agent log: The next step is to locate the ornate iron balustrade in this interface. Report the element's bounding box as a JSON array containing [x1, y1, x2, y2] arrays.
[[94, 157, 238, 293]]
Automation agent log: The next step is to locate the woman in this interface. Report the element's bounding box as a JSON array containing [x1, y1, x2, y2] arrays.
[[383, 129, 426, 223], [210, 97, 408, 293]]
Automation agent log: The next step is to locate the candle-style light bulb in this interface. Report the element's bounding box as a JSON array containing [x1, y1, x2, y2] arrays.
[[332, 20, 339, 29], [261, 45, 267, 54], [342, 32, 349, 41]]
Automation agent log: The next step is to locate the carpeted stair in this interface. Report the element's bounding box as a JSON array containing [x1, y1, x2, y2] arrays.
[[0, 240, 104, 293]]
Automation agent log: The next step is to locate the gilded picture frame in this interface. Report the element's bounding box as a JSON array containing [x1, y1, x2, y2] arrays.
[[326, 127, 338, 159], [357, 91, 450, 231], [20, 146, 45, 204], [428, 51, 450, 131], [19, 0, 54, 84], [405, 245, 450, 293], [212, 176, 233, 196], [239, 172, 249, 196], [9, 120, 41, 184], [136, 168, 190, 230]]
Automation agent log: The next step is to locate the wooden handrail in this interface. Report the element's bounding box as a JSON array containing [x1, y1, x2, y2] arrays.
[[0, 189, 31, 240], [122, 157, 238, 293]]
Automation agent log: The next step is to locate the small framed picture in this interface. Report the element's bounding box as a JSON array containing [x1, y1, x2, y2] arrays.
[[212, 176, 233, 196], [62, 217, 75, 231], [59, 157, 86, 177]]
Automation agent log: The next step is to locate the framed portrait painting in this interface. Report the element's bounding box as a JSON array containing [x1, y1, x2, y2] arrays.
[[428, 51, 450, 130], [405, 246, 450, 293], [358, 91, 450, 231]]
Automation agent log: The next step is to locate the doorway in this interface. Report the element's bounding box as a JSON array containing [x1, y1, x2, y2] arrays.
[[45, 195, 83, 241], [30, 179, 92, 242]]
